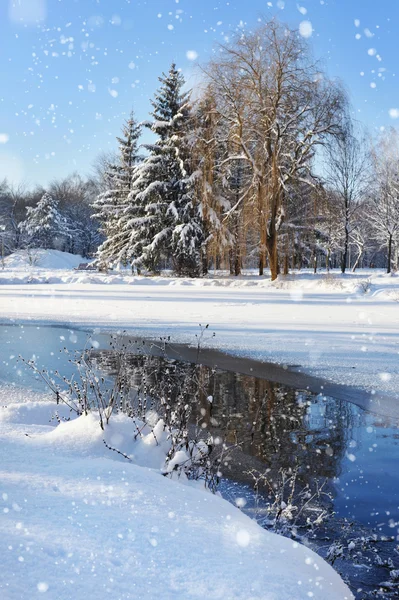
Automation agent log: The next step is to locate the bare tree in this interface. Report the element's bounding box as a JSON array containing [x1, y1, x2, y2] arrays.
[[190, 89, 233, 274], [324, 118, 370, 272], [369, 128, 399, 274], [350, 203, 374, 271], [91, 150, 119, 193], [204, 19, 346, 279]]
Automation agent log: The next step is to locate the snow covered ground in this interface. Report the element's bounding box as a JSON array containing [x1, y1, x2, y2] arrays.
[[2, 249, 87, 272], [1, 251, 394, 598], [0, 251, 398, 400], [0, 392, 353, 600]]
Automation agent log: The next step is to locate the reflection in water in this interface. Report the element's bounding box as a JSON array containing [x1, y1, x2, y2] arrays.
[[90, 350, 394, 517], [90, 348, 399, 599]]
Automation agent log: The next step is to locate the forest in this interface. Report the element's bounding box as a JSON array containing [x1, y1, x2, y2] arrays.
[[1, 20, 398, 279]]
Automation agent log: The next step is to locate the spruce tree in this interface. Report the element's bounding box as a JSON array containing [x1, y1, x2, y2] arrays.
[[20, 192, 65, 249], [92, 111, 142, 268], [129, 63, 203, 276]]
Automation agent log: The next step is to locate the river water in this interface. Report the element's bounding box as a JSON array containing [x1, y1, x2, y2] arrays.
[[1, 324, 398, 598]]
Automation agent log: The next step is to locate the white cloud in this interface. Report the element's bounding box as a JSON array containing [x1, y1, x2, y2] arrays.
[[299, 20, 313, 38]]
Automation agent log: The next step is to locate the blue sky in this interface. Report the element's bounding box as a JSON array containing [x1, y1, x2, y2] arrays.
[[0, 0, 398, 187]]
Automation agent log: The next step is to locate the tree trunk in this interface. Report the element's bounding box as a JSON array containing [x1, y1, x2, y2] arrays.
[[259, 254, 264, 276], [341, 195, 350, 273], [231, 213, 242, 276], [283, 254, 289, 276], [387, 234, 393, 274], [201, 250, 208, 276], [234, 252, 241, 277], [229, 250, 235, 275], [326, 247, 331, 272], [266, 233, 279, 281], [352, 248, 363, 272], [259, 218, 266, 276], [341, 230, 349, 273], [296, 253, 302, 271]]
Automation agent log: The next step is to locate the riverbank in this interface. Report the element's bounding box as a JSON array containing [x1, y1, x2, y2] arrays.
[[0, 260, 398, 402], [0, 391, 353, 600]]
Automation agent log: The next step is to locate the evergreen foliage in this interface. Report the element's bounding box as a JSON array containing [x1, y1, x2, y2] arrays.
[[127, 63, 203, 276], [20, 192, 66, 250], [92, 112, 142, 268]]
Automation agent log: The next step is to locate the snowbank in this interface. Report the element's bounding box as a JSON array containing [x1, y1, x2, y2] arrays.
[[0, 396, 353, 600], [3, 249, 89, 271]]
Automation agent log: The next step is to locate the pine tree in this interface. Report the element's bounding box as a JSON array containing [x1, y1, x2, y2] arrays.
[[92, 111, 142, 268], [129, 63, 204, 276], [20, 192, 66, 249]]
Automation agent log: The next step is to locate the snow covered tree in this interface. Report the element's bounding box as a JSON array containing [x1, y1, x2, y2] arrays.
[[48, 173, 102, 257], [350, 202, 374, 271], [20, 192, 66, 250], [92, 112, 142, 267], [324, 118, 370, 273], [189, 89, 233, 274], [369, 128, 399, 273], [205, 20, 346, 279], [0, 180, 15, 262], [128, 63, 204, 276]]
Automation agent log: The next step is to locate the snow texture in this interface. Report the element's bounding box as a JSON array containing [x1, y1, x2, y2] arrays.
[[0, 395, 353, 600], [3, 249, 87, 271]]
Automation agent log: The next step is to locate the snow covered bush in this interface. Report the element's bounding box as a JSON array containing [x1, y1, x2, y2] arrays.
[[19, 335, 219, 488], [246, 464, 333, 538]]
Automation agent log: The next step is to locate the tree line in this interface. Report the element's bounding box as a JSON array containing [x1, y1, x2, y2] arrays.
[[1, 19, 398, 277]]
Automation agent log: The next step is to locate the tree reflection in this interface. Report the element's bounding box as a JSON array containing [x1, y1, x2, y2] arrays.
[[90, 349, 354, 498]]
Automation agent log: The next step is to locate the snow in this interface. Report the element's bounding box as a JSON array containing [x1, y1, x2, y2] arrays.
[[0, 393, 353, 599], [2, 249, 89, 271], [299, 21, 313, 38], [186, 50, 199, 61], [1, 251, 399, 401]]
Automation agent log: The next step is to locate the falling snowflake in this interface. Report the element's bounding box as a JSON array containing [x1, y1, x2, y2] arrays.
[[299, 21, 313, 38], [186, 50, 198, 61]]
